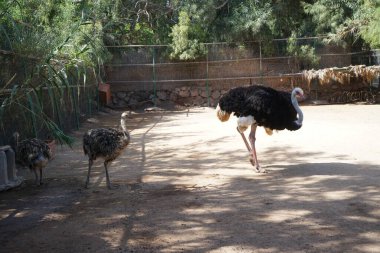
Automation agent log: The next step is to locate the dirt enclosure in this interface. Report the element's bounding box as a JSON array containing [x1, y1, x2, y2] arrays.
[[1, 104, 380, 253]]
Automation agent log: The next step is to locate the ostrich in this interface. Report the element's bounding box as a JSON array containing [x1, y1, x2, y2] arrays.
[[13, 133, 52, 185], [83, 111, 131, 189], [216, 85, 304, 172]]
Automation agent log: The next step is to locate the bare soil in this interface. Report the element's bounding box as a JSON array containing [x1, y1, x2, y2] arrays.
[[1, 104, 380, 253]]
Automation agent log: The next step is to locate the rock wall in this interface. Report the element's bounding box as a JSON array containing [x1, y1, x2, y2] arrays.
[[111, 76, 309, 108], [112, 86, 230, 108], [111, 77, 379, 108]]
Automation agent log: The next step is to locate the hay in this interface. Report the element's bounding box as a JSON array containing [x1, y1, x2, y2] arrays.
[[302, 65, 380, 87]]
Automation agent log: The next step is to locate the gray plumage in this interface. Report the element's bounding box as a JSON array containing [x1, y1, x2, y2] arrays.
[[83, 112, 131, 189], [14, 133, 52, 185]]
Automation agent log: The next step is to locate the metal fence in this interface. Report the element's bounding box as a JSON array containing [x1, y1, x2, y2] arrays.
[[104, 38, 378, 100], [0, 52, 99, 145]]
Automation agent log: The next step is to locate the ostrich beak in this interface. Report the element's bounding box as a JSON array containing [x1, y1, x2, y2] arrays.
[[297, 93, 305, 101]]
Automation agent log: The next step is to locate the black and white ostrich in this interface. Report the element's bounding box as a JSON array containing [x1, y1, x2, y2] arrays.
[[216, 85, 304, 172], [83, 112, 131, 189], [13, 133, 52, 185]]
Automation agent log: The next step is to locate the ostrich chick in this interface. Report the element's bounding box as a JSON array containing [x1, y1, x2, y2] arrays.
[[13, 133, 52, 185], [83, 112, 131, 189]]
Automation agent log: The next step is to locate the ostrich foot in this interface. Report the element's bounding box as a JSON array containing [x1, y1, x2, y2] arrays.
[[248, 154, 266, 173], [107, 183, 120, 190], [256, 166, 267, 173], [248, 154, 255, 166]]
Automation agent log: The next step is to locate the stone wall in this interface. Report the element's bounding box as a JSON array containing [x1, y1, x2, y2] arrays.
[[112, 86, 225, 108], [111, 75, 310, 108], [111, 74, 380, 108]]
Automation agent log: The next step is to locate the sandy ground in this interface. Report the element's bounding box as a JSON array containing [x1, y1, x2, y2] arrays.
[[1, 104, 380, 253]]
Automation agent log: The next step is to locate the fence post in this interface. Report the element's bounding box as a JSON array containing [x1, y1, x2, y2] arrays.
[[152, 47, 157, 107], [96, 81, 100, 112], [259, 41, 263, 84], [206, 45, 210, 107]]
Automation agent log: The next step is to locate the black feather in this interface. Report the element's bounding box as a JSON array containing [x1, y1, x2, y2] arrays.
[[218, 85, 299, 131]]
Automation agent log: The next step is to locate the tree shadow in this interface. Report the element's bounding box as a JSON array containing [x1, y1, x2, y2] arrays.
[[118, 161, 380, 252], [2, 107, 380, 252]]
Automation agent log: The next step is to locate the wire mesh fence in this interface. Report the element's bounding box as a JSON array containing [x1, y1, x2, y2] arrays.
[[1, 38, 379, 145], [105, 37, 379, 107], [0, 52, 99, 146]]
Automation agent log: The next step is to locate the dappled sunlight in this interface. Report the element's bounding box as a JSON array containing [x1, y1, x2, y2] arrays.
[[261, 209, 312, 223], [13, 210, 29, 218], [322, 190, 357, 200], [41, 212, 69, 222], [2, 106, 380, 252], [358, 232, 380, 242], [101, 227, 125, 248], [344, 215, 379, 223], [354, 244, 380, 253], [209, 245, 278, 253]]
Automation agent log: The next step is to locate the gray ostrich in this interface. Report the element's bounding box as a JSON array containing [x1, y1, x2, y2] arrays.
[[83, 111, 131, 189], [13, 133, 52, 185]]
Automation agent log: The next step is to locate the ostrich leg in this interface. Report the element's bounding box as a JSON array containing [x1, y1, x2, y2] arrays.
[[33, 169, 39, 185], [236, 127, 255, 166], [85, 159, 93, 188], [236, 127, 252, 152], [104, 161, 112, 189], [39, 168, 43, 185], [249, 124, 266, 173]]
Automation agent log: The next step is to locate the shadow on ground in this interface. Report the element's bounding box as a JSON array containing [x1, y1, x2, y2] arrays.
[[1, 107, 379, 253]]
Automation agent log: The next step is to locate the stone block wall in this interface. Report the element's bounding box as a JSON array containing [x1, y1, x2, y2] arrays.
[[112, 86, 228, 108], [111, 76, 309, 108]]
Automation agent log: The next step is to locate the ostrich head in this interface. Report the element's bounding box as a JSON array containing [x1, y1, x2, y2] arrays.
[[120, 111, 131, 132], [216, 104, 230, 122], [292, 87, 304, 100]]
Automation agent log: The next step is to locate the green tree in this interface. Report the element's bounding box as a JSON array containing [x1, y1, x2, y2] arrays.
[[169, 10, 207, 60], [0, 0, 111, 145]]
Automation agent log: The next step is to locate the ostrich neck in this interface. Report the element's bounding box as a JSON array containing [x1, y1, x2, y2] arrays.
[[291, 94, 303, 126], [120, 119, 130, 139]]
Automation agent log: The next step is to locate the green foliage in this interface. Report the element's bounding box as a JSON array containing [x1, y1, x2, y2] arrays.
[[356, 0, 380, 48], [303, 0, 355, 34], [169, 11, 206, 60], [1, 0, 380, 145], [227, 1, 272, 41], [287, 32, 320, 69], [0, 0, 110, 145]]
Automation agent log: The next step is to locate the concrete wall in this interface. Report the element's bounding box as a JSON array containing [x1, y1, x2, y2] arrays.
[[0, 146, 23, 191]]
